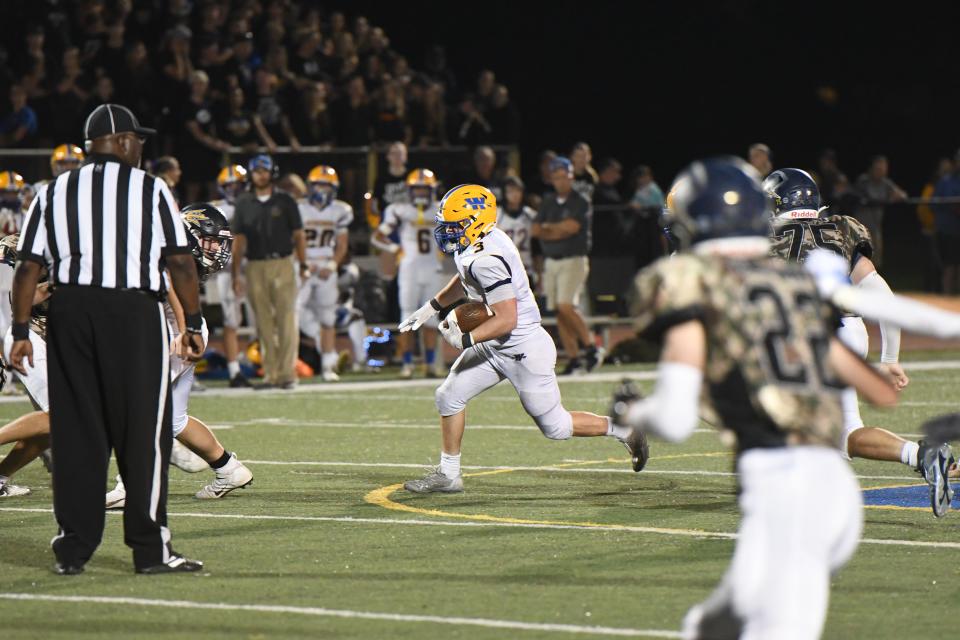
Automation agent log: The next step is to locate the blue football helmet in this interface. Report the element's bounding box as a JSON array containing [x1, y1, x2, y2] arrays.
[[665, 156, 771, 249], [762, 168, 820, 217]]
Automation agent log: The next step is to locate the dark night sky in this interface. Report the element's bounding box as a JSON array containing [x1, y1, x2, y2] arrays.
[[341, 0, 960, 192]]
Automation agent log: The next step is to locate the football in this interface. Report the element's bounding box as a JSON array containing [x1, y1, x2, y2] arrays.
[[453, 301, 495, 332]]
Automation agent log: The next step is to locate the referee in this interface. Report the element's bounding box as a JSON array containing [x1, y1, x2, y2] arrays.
[[9, 104, 205, 575]]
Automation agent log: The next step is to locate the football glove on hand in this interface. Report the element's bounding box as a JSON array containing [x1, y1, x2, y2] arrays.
[[399, 299, 439, 333], [439, 313, 466, 349], [609, 379, 644, 427]]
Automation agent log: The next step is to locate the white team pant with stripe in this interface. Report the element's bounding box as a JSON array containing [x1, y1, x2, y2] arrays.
[[683, 446, 863, 640]]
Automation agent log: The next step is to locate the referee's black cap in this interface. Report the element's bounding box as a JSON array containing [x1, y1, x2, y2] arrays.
[[83, 104, 157, 141]]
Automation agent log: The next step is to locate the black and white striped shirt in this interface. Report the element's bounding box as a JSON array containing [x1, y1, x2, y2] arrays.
[[17, 153, 190, 294]]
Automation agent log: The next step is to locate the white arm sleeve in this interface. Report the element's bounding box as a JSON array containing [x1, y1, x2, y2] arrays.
[[624, 362, 702, 443], [856, 270, 900, 363]]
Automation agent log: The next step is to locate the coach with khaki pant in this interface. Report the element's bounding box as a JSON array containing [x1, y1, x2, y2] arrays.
[[532, 157, 602, 375], [232, 155, 308, 389]]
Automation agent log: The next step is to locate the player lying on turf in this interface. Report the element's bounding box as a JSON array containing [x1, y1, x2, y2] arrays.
[[0, 205, 253, 502], [611, 157, 902, 639], [765, 168, 957, 507], [400, 184, 647, 494]]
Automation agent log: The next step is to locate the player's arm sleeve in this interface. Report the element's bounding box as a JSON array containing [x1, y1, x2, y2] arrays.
[[377, 205, 398, 235], [337, 204, 354, 234], [156, 180, 191, 256], [16, 185, 49, 264], [631, 256, 707, 340], [469, 255, 515, 304], [840, 216, 873, 264], [624, 362, 703, 443], [856, 270, 900, 362]]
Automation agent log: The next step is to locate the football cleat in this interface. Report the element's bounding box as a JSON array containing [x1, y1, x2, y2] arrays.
[[918, 441, 954, 518], [195, 454, 253, 499], [171, 440, 208, 473], [322, 370, 340, 382], [399, 364, 414, 379], [105, 475, 126, 509], [584, 345, 606, 373], [403, 467, 464, 494], [623, 429, 650, 472], [560, 359, 585, 376], [136, 553, 204, 575], [0, 483, 31, 498], [229, 373, 252, 388]]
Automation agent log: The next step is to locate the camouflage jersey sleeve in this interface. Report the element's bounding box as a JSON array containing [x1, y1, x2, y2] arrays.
[[831, 214, 873, 264], [633, 255, 709, 339]]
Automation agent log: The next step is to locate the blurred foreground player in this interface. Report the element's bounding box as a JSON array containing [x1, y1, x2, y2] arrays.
[[400, 184, 647, 494], [612, 157, 898, 639]]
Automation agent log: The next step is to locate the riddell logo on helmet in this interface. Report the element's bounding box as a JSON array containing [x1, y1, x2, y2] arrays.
[[464, 197, 487, 210]]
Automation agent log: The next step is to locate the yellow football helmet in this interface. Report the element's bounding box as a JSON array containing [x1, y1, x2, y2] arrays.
[[307, 165, 339, 207], [406, 168, 438, 206], [50, 144, 85, 176], [217, 164, 247, 202], [434, 184, 497, 254], [0, 171, 24, 210]]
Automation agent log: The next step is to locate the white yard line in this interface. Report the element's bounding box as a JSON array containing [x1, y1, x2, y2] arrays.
[[0, 593, 680, 638], [1, 507, 952, 550], [0, 358, 953, 405]]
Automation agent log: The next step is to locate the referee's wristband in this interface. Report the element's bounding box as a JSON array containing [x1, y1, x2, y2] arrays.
[[11, 323, 29, 341], [185, 312, 203, 334], [461, 332, 474, 349]]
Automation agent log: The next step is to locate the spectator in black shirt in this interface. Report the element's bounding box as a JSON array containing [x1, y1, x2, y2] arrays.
[[487, 84, 519, 145], [816, 148, 845, 208], [474, 69, 496, 113], [178, 70, 229, 202], [456, 96, 492, 146], [413, 81, 447, 147], [153, 156, 183, 202], [49, 47, 89, 143], [526, 149, 558, 209], [570, 142, 598, 203], [333, 75, 372, 146], [372, 79, 409, 144], [591, 158, 627, 257], [253, 68, 300, 151], [114, 41, 157, 125], [158, 26, 194, 99], [290, 30, 326, 86], [220, 85, 276, 152], [462, 146, 503, 202], [93, 19, 126, 81], [83, 76, 115, 120], [230, 32, 259, 94], [290, 82, 334, 147], [194, 36, 230, 101]]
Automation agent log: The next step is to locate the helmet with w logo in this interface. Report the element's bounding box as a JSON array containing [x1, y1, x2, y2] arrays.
[[434, 184, 497, 254]]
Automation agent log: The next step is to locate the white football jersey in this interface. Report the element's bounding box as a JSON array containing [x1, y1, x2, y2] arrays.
[[300, 199, 353, 262], [496, 206, 536, 270], [455, 228, 541, 348], [379, 201, 443, 268]]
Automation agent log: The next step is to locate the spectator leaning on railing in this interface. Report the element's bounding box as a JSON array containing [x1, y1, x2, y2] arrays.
[[532, 157, 604, 375], [853, 155, 906, 268]]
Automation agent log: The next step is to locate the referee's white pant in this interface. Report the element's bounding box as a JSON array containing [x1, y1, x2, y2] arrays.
[[682, 446, 863, 640], [47, 286, 175, 570]]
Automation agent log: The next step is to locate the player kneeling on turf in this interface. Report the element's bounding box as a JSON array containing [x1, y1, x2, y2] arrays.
[[400, 184, 648, 494], [0, 206, 253, 502], [611, 157, 900, 639], [109, 203, 254, 504]]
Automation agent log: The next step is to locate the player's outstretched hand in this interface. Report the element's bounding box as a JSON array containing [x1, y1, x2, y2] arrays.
[[8, 339, 33, 375], [879, 362, 909, 390], [439, 314, 465, 349], [399, 300, 437, 333]]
